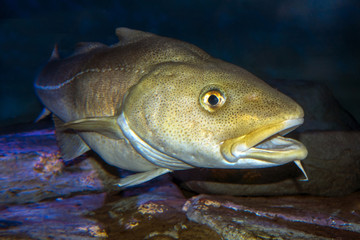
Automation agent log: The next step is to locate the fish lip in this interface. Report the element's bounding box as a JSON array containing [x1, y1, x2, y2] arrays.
[[220, 118, 307, 164]]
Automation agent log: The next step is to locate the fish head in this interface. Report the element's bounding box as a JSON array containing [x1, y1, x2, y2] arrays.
[[121, 59, 307, 170]]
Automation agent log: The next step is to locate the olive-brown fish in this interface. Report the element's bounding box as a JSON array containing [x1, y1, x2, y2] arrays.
[[35, 28, 308, 187]]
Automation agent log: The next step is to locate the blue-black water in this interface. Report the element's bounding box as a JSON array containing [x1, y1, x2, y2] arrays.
[[0, 0, 359, 127]]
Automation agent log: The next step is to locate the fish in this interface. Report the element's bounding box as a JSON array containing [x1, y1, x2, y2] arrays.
[[34, 28, 308, 187]]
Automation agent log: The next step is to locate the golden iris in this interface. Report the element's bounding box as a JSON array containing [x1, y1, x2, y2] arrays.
[[200, 89, 226, 112]]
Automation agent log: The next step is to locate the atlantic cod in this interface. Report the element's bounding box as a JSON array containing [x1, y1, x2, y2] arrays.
[[35, 28, 308, 187]]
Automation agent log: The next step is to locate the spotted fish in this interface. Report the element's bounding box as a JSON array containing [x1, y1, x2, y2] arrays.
[[35, 28, 308, 187]]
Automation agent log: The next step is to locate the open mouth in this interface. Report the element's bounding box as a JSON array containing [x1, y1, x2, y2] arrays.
[[220, 118, 308, 179]]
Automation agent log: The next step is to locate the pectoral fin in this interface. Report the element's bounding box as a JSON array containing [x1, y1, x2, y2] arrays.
[[53, 115, 90, 160], [117, 168, 172, 188], [63, 116, 124, 140]]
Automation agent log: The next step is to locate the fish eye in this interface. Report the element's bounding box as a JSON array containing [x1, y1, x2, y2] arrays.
[[200, 87, 226, 112]]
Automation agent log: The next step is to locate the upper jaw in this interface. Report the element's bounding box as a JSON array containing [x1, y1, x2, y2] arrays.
[[220, 118, 307, 165]]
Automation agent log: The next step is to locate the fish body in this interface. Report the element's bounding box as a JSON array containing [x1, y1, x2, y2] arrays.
[[35, 28, 308, 187]]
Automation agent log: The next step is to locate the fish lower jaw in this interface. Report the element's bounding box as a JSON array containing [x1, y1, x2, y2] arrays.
[[220, 118, 306, 164], [219, 135, 309, 181], [232, 135, 308, 164]]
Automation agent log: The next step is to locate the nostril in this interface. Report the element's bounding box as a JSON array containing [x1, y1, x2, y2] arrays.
[[244, 92, 260, 101]]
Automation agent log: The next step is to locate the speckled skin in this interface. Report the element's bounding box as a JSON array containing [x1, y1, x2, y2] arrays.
[[35, 28, 305, 174]]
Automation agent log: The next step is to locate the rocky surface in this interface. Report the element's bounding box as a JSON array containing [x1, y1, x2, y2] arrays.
[[1, 193, 107, 239], [184, 194, 360, 239], [1, 125, 360, 239], [0, 129, 105, 204]]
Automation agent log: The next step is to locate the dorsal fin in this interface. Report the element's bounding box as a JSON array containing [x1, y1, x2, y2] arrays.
[[115, 27, 155, 46], [73, 42, 108, 56], [49, 44, 60, 61]]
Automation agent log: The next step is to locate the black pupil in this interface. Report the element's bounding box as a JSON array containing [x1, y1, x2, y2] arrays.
[[208, 94, 219, 106]]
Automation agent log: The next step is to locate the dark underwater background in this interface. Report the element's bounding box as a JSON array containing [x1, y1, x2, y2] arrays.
[[0, 0, 359, 127]]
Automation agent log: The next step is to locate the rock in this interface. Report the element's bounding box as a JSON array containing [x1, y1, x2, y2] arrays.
[[173, 131, 360, 196], [0, 128, 105, 204], [184, 194, 360, 239], [92, 183, 222, 240], [1, 125, 360, 239], [0, 193, 108, 239]]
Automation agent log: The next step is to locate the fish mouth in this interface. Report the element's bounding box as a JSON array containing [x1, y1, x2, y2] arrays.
[[220, 118, 308, 173]]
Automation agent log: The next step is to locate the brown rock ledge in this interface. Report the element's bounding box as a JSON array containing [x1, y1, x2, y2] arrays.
[[1, 127, 360, 239]]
